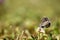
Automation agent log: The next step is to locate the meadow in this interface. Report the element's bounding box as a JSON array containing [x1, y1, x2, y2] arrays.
[[0, 0, 60, 40]]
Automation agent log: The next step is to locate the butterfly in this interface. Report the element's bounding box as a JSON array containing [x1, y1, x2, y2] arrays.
[[37, 17, 51, 33], [40, 17, 51, 28]]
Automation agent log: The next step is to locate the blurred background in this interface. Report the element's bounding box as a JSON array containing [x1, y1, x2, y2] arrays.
[[0, 0, 60, 40]]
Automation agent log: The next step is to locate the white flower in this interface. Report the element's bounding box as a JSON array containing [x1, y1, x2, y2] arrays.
[[40, 28, 45, 33], [36, 27, 45, 33]]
